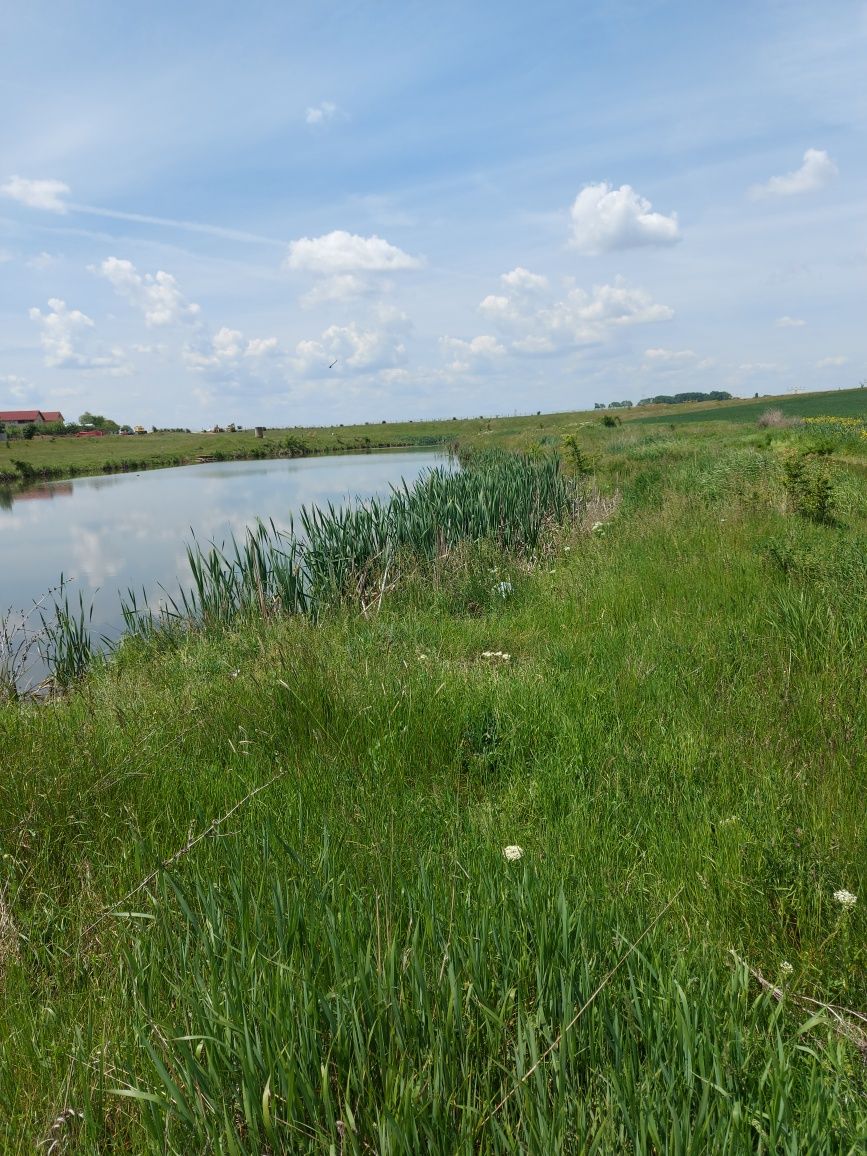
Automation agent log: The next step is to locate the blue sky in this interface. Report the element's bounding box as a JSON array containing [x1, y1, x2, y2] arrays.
[[1, 0, 864, 427]]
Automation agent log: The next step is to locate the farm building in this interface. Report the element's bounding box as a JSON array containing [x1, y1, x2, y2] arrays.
[[0, 409, 65, 426]]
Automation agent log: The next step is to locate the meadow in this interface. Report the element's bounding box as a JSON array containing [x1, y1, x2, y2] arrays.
[[1, 409, 866, 1152], [2, 386, 866, 488]]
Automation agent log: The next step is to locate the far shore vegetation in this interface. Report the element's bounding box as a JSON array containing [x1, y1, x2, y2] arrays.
[[2, 384, 867, 489], [2, 385, 867, 1151]]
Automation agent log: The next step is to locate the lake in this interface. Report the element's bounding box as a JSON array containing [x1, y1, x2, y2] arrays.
[[1, 450, 444, 687]]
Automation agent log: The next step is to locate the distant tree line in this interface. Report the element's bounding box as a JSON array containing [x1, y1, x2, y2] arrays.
[[636, 391, 732, 406], [593, 392, 732, 410]]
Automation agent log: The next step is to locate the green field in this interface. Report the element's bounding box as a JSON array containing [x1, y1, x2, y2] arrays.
[[2, 416, 867, 1152], [632, 386, 867, 427]]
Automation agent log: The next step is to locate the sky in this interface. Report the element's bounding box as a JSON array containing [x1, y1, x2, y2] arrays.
[[0, 0, 865, 428]]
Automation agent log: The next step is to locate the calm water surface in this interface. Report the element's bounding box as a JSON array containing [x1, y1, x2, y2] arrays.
[[2, 451, 443, 673]]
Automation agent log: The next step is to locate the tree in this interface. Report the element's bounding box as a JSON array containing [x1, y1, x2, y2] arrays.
[[79, 411, 120, 432]]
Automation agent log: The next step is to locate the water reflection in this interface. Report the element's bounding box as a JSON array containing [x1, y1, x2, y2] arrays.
[[1, 451, 444, 681]]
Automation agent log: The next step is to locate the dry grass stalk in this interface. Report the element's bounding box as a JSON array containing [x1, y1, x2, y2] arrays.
[[478, 886, 683, 1130], [731, 950, 867, 1062], [0, 885, 20, 977], [83, 767, 289, 937]]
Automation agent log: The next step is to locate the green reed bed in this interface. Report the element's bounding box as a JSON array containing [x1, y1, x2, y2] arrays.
[[120, 450, 578, 638]]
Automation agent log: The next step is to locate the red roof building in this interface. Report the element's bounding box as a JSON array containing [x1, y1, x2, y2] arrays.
[[0, 409, 64, 425]]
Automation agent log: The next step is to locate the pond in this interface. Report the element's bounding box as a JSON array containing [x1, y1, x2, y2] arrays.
[[1, 450, 444, 687]]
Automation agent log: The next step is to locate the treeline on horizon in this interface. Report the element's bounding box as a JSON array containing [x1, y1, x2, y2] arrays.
[[595, 391, 733, 409]]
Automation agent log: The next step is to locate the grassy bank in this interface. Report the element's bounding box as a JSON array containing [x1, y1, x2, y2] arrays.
[[2, 424, 866, 1152], [3, 386, 865, 488]]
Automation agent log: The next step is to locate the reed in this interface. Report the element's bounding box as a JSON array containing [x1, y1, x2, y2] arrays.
[[119, 451, 579, 640]]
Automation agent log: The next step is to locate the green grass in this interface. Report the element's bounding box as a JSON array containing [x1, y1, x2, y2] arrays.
[[2, 425, 866, 1152]]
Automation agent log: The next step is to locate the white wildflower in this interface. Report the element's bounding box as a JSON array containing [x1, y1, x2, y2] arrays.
[[494, 580, 513, 598], [481, 651, 511, 661], [591, 521, 605, 535], [503, 845, 523, 861], [833, 889, 857, 909], [779, 961, 794, 976]]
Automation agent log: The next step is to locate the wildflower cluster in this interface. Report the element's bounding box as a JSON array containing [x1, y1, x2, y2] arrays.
[[833, 888, 857, 909], [803, 416, 867, 442], [481, 650, 511, 661]]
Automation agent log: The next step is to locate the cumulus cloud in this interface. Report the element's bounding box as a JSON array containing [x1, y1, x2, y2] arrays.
[[305, 101, 339, 125], [93, 257, 201, 327], [441, 334, 506, 373], [816, 355, 848, 368], [500, 267, 549, 292], [478, 272, 673, 354], [775, 316, 807, 328], [751, 149, 838, 198], [28, 298, 129, 372], [285, 230, 422, 274], [245, 336, 279, 357], [1, 175, 71, 213], [184, 327, 281, 371], [569, 183, 681, 254], [299, 273, 374, 308], [295, 309, 411, 374]]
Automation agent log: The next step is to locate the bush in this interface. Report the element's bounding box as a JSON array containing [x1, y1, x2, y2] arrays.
[[783, 454, 836, 524]]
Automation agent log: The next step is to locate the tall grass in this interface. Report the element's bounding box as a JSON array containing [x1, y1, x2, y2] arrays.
[[113, 845, 861, 1154]]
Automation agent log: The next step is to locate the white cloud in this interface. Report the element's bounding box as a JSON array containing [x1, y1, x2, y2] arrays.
[[184, 327, 281, 371], [285, 230, 422, 273], [751, 149, 838, 198], [816, 355, 848, 368], [305, 101, 339, 125], [776, 315, 807, 328], [93, 257, 201, 327], [0, 374, 34, 400], [299, 273, 373, 307], [28, 298, 129, 372], [500, 267, 549, 292], [295, 310, 411, 374], [0, 249, 13, 263], [441, 334, 506, 372], [1, 175, 70, 213], [643, 347, 696, 362], [569, 183, 680, 254], [479, 274, 673, 354], [245, 336, 279, 357], [642, 348, 713, 371], [26, 251, 58, 270]]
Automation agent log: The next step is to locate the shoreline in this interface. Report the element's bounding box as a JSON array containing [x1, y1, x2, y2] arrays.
[[0, 435, 452, 493]]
